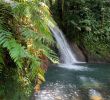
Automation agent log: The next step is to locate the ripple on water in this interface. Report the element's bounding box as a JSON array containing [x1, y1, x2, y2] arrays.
[[34, 82, 81, 100]]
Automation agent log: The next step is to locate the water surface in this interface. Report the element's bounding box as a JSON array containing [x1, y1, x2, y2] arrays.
[[34, 63, 110, 100]]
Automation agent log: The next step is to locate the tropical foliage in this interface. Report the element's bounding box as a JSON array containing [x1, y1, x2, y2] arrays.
[[0, 0, 58, 99], [51, 0, 110, 61]]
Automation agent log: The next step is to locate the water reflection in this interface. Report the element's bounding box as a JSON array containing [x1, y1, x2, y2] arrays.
[[34, 82, 80, 100], [80, 76, 103, 89], [34, 64, 110, 100]]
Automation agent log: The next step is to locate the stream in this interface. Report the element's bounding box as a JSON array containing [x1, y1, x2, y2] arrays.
[[34, 63, 110, 100]]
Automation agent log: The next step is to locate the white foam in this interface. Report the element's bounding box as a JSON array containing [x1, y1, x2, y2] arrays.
[[58, 64, 89, 71]]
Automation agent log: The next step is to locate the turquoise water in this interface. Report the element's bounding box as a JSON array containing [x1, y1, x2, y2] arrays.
[[35, 64, 110, 100]]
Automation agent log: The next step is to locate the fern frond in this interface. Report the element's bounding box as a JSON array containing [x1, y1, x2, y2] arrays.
[[43, 47, 59, 63], [0, 29, 27, 68], [21, 27, 54, 46], [21, 27, 59, 63], [31, 39, 59, 63], [0, 29, 42, 80]]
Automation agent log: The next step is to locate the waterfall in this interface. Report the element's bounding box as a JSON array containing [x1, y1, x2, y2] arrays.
[[49, 25, 78, 64]]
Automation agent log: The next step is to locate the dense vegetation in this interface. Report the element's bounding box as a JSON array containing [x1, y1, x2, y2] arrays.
[[0, 0, 110, 100], [50, 0, 110, 62], [0, 0, 58, 100]]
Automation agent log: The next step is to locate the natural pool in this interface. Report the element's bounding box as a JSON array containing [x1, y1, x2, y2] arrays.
[[33, 63, 110, 100]]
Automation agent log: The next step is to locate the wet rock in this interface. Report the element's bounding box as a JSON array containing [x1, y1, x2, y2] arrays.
[[90, 96, 104, 100], [70, 43, 86, 62], [55, 96, 62, 100], [89, 89, 104, 100]]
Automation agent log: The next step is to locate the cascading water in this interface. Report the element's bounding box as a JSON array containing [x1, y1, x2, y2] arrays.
[[49, 25, 78, 64]]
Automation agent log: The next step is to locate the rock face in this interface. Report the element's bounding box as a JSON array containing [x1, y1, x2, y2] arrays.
[[70, 42, 110, 63], [70, 43, 86, 62], [87, 54, 110, 63]]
